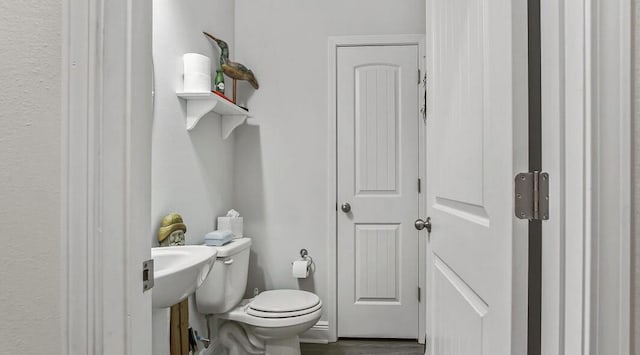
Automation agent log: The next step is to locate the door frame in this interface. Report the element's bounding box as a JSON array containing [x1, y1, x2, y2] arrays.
[[327, 34, 426, 343], [61, 0, 633, 351], [541, 0, 632, 354], [61, 0, 153, 353]]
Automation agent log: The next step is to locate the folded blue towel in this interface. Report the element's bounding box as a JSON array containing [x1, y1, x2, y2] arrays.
[[204, 230, 234, 246]]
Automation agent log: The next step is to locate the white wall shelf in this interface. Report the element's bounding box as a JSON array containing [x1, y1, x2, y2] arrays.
[[177, 92, 250, 139]]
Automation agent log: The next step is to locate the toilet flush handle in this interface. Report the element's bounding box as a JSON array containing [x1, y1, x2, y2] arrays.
[[223, 258, 234, 265]]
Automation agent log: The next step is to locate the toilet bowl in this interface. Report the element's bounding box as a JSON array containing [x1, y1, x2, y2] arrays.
[[219, 290, 322, 355], [195, 238, 322, 355]]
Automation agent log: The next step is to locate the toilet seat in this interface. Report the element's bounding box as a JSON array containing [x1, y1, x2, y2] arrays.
[[247, 290, 320, 318], [246, 301, 322, 318], [219, 295, 323, 328]]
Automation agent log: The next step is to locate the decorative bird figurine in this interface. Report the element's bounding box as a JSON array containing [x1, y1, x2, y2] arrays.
[[203, 32, 259, 103]]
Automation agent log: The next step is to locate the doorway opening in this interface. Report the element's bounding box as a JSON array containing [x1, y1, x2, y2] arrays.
[[327, 35, 427, 343]]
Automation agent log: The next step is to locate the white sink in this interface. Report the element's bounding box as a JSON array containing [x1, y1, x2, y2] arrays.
[[151, 245, 217, 308]]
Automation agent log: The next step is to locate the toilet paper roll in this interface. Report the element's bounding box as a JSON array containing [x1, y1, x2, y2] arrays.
[[183, 53, 211, 76], [183, 72, 211, 92], [292, 260, 309, 278]]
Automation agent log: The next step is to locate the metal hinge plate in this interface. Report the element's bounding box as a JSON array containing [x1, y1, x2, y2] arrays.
[[418, 287, 422, 302], [143, 259, 154, 292], [515, 171, 549, 221], [420, 71, 427, 122]]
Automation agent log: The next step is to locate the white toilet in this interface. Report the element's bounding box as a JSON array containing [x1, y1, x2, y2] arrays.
[[195, 238, 322, 355]]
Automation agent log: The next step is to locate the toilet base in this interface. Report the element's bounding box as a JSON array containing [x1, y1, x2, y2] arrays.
[[264, 336, 301, 355], [218, 321, 263, 355], [218, 321, 302, 355]]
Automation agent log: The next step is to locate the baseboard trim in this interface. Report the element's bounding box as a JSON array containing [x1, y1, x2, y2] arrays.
[[299, 320, 330, 344]]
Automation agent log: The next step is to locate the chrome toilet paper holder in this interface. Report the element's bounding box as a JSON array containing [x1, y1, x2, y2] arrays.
[[299, 249, 313, 263], [294, 249, 314, 273]]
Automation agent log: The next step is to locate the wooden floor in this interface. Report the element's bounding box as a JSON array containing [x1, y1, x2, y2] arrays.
[[301, 339, 425, 355]]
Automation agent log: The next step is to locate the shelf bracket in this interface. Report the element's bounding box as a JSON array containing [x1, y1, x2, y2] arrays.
[[177, 92, 251, 138], [222, 115, 249, 139], [185, 99, 219, 131]]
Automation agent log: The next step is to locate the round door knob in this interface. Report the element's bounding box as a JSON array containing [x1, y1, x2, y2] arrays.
[[341, 203, 351, 213], [415, 217, 432, 233]]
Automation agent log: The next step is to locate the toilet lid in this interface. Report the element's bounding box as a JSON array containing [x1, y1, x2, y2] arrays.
[[246, 300, 322, 318], [248, 290, 320, 313]]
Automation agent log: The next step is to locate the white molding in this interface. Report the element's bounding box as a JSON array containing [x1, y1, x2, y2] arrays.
[[541, 0, 632, 354], [327, 34, 426, 343], [299, 320, 330, 344], [540, 1, 563, 354], [541, 0, 589, 352], [61, 0, 153, 354], [588, 0, 632, 354], [417, 38, 427, 346], [327, 35, 338, 344], [616, 2, 632, 352], [61, 0, 102, 353]]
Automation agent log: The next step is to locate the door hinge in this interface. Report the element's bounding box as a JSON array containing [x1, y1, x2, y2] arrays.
[[418, 178, 422, 193], [418, 68, 421, 84], [514, 171, 549, 221], [420, 71, 427, 122], [143, 259, 154, 292], [418, 286, 422, 302]]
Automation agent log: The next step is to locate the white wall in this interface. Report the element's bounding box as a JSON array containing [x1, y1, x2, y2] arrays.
[[233, 0, 425, 327], [0, 1, 62, 354], [151, 0, 235, 353]]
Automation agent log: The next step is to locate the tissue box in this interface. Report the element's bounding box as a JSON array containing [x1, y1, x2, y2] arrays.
[[217, 217, 243, 238]]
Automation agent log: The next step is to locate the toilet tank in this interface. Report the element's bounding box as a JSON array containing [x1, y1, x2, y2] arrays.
[[195, 237, 252, 315]]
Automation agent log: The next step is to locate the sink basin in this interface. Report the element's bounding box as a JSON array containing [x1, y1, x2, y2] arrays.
[[151, 245, 217, 308]]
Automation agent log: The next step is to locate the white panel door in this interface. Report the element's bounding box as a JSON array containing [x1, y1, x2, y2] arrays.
[[337, 45, 420, 338], [425, 0, 528, 354]]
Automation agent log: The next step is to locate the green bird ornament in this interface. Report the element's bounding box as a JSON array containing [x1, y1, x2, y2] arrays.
[[203, 32, 259, 90]]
